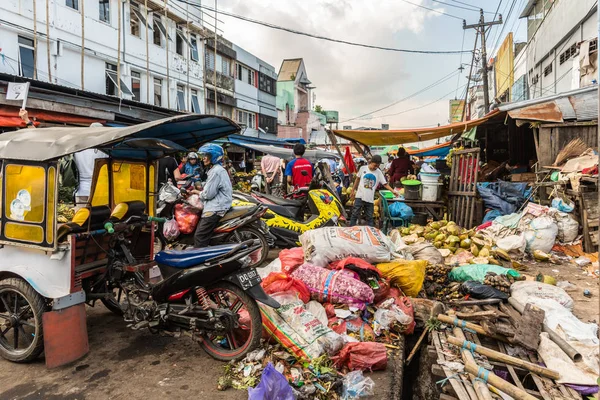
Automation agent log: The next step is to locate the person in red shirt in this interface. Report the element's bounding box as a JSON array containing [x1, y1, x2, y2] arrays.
[[387, 148, 415, 184], [284, 143, 313, 191]]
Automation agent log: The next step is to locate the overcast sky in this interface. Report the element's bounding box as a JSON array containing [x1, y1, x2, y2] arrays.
[[210, 0, 526, 131]]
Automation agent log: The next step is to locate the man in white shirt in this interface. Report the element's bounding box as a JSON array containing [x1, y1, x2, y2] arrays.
[[349, 155, 397, 227]]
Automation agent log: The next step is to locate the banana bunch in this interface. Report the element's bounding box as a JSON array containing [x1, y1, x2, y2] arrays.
[[57, 203, 76, 223]]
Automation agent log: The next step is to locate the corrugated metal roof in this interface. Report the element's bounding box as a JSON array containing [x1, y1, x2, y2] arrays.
[[277, 59, 302, 82], [499, 85, 598, 122]]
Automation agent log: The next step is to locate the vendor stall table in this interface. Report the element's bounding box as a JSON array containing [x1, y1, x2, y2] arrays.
[[388, 198, 446, 221]]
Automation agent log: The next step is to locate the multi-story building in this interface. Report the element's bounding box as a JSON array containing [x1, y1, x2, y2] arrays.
[[204, 35, 236, 120], [518, 0, 597, 99], [276, 58, 325, 141], [0, 0, 209, 113], [232, 44, 277, 139]]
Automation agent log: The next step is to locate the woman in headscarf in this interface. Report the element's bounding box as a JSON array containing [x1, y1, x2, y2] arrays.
[[387, 147, 415, 184]]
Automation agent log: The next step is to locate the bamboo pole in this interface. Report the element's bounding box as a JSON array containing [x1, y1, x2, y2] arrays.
[[80, 0, 85, 89], [452, 328, 493, 400], [117, 0, 122, 97], [508, 298, 582, 362], [436, 314, 509, 342], [447, 335, 560, 380], [405, 327, 429, 366], [164, 5, 169, 108], [464, 361, 538, 400], [45, 0, 51, 82], [213, 0, 218, 115], [33, 0, 38, 79]]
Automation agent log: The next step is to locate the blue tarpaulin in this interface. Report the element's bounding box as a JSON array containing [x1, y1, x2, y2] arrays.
[[408, 142, 452, 157]]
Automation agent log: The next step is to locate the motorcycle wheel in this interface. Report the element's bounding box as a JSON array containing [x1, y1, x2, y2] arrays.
[[227, 227, 269, 268], [199, 282, 262, 362], [100, 272, 146, 316], [0, 278, 46, 362]]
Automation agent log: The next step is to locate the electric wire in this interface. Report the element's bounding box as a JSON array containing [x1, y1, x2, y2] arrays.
[[175, 0, 470, 54], [399, 0, 464, 20], [430, 0, 493, 13]]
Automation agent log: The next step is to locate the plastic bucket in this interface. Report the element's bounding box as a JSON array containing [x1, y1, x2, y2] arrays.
[[402, 182, 421, 200], [421, 182, 442, 201], [419, 172, 441, 184], [411, 212, 428, 226]]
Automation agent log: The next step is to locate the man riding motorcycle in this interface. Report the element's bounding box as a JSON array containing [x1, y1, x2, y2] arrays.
[[193, 144, 232, 248], [180, 151, 203, 182]]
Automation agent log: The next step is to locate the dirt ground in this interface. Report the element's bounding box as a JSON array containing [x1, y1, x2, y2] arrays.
[[0, 250, 393, 400]]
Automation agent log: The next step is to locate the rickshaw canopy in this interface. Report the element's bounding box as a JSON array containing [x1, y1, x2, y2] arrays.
[[0, 114, 240, 161]]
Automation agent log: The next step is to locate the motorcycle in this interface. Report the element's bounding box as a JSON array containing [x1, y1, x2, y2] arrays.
[[233, 177, 347, 248], [155, 183, 274, 268], [85, 208, 279, 362]]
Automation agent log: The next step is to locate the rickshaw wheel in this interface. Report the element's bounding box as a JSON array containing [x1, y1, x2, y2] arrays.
[[0, 278, 46, 362]]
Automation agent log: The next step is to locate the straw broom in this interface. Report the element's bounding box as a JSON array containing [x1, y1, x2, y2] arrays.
[[553, 138, 588, 166]]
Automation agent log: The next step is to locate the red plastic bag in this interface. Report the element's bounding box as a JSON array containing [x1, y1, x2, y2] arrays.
[[175, 203, 200, 234], [261, 272, 311, 303], [332, 342, 388, 371], [376, 291, 415, 335], [279, 247, 305, 274], [329, 257, 381, 276], [328, 317, 347, 335], [373, 279, 391, 304], [324, 303, 336, 319]]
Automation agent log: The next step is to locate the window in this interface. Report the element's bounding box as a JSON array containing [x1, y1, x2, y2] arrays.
[[259, 72, 276, 95], [131, 71, 141, 99], [205, 52, 232, 76], [236, 110, 256, 129], [18, 36, 35, 79], [176, 29, 184, 56], [543, 63, 552, 77], [559, 43, 577, 65], [66, 0, 78, 10], [176, 84, 185, 111], [259, 114, 277, 134], [531, 74, 539, 85], [590, 38, 598, 52], [191, 89, 200, 113], [236, 64, 255, 85], [221, 56, 232, 77], [153, 15, 167, 46], [105, 63, 133, 96], [205, 51, 215, 70], [154, 78, 162, 106], [130, 2, 145, 37], [190, 35, 199, 61], [99, 0, 110, 23]]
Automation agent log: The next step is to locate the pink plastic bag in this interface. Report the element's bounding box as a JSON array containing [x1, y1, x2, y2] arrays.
[[291, 264, 374, 306], [163, 218, 180, 241]]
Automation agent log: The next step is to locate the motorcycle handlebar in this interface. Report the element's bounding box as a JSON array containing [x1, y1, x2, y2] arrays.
[[104, 215, 166, 234]]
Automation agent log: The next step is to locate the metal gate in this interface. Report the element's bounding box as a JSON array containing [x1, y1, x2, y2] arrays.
[[448, 148, 480, 228]]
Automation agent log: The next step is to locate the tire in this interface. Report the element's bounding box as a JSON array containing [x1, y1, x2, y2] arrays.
[[227, 227, 269, 268], [199, 282, 262, 362], [0, 278, 46, 363]]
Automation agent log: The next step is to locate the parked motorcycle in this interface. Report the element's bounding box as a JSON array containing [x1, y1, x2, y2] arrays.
[[155, 183, 273, 268], [86, 209, 279, 361]]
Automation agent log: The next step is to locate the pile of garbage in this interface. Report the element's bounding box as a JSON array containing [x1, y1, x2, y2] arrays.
[[220, 226, 424, 399]]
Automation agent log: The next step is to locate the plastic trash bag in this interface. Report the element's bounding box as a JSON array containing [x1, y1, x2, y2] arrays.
[[389, 201, 414, 219], [460, 281, 508, 300], [524, 216, 558, 253], [248, 363, 295, 400], [551, 197, 575, 213], [375, 294, 415, 334], [448, 264, 521, 283], [342, 370, 375, 400], [510, 280, 574, 310], [332, 342, 388, 371], [376, 259, 427, 297], [407, 242, 444, 265], [555, 212, 579, 243], [496, 234, 527, 253], [299, 226, 397, 267], [174, 203, 200, 234], [306, 301, 328, 326], [186, 194, 204, 211], [162, 218, 180, 241], [262, 272, 311, 303], [373, 304, 413, 335], [279, 247, 305, 274]]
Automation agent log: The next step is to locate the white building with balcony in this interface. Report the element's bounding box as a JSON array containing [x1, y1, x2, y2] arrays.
[[0, 0, 207, 114]]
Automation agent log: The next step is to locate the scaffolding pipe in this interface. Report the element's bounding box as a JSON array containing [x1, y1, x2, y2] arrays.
[[45, 0, 51, 82], [32, 0, 38, 80], [80, 0, 85, 89], [145, 0, 150, 104], [117, 0, 122, 96], [164, 5, 170, 108]]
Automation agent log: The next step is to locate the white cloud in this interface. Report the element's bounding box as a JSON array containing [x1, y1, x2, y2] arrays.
[[214, 0, 459, 129]]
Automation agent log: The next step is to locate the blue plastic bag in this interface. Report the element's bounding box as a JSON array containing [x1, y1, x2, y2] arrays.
[[389, 201, 414, 220], [551, 197, 575, 213], [248, 363, 295, 400]]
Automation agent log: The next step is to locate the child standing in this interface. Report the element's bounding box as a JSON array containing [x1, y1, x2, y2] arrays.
[[349, 155, 397, 227]]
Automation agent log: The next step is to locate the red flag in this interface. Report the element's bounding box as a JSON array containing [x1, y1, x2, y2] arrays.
[[344, 146, 357, 174]]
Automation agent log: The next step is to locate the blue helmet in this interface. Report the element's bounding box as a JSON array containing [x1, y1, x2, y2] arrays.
[[198, 143, 224, 165]]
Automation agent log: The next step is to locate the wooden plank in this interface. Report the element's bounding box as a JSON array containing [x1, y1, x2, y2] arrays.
[[432, 332, 472, 400], [497, 342, 526, 391]]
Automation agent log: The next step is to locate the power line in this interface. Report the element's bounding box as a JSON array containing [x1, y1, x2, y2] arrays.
[[430, 0, 494, 14], [340, 69, 461, 123], [175, 0, 470, 54], [398, 0, 464, 20], [489, 0, 519, 54]]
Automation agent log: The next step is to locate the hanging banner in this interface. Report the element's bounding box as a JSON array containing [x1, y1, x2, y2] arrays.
[[449, 99, 465, 123]]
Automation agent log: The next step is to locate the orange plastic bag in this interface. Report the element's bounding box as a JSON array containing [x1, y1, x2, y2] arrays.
[[261, 272, 311, 303], [175, 203, 200, 234], [279, 247, 305, 274], [332, 342, 388, 371]]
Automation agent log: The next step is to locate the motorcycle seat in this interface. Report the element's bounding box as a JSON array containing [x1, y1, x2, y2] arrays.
[[265, 204, 298, 220], [254, 192, 304, 208], [155, 243, 240, 268], [219, 205, 258, 222]]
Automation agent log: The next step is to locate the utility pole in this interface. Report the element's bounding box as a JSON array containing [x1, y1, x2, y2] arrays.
[[463, 9, 502, 113]]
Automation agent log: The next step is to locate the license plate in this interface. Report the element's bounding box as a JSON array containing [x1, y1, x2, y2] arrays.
[[236, 268, 261, 290]]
